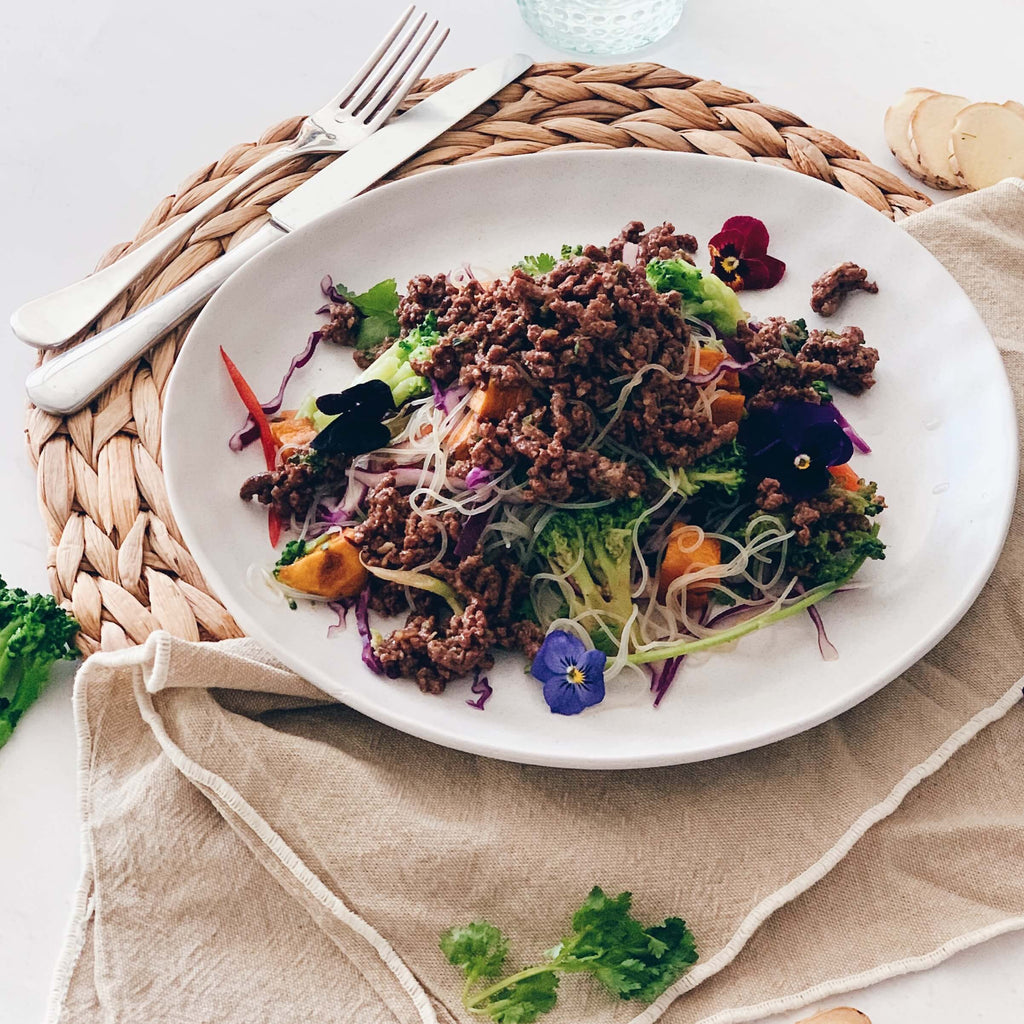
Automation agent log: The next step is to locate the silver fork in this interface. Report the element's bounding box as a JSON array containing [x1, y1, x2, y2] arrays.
[[11, 5, 447, 349]]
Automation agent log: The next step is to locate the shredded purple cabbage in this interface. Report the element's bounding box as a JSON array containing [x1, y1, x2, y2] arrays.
[[465, 668, 493, 710], [454, 507, 494, 560], [807, 602, 839, 661], [430, 378, 450, 414], [684, 355, 750, 385], [355, 590, 383, 674], [832, 405, 871, 454], [652, 657, 684, 708], [229, 276, 342, 452], [326, 599, 353, 638], [465, 467, 492, 490]]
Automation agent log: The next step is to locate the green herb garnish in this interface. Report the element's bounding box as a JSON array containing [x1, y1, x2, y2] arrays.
[[441, 887, 698, 1022]]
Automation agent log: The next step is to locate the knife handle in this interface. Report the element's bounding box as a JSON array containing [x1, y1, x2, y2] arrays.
[[10, 147, 294, 350], [25, 221, 286, 416]]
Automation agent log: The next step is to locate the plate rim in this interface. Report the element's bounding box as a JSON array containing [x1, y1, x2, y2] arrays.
[[163, 149, 1020, 769]]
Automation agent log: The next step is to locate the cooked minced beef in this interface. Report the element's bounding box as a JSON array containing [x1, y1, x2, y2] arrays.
[[810, 262, 878, 317], [351, 475, 540, 693], [319, 294, 360, 345], [239, 452, 350, 524], [755, 477, 886, 548], [738, 317, 879, 408]]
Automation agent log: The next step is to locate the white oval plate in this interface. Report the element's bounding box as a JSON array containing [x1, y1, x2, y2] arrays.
[[164, 150, 1017, 769]]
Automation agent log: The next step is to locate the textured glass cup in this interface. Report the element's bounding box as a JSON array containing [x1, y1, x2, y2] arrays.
[[516, 0, 686, 54]]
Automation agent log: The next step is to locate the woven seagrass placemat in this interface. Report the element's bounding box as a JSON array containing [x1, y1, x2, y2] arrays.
[[26, 61, 930, 656]]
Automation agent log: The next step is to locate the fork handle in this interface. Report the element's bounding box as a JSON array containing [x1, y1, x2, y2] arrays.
[[10, 144, 298, 349], [25, 221, 287, 415]]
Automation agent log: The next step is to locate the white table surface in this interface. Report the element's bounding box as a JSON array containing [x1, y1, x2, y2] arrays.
[[3, 1, 1023, 1021]]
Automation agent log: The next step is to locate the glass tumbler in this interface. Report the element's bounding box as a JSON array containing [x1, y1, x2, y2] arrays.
[[516, 0, 687, 55]]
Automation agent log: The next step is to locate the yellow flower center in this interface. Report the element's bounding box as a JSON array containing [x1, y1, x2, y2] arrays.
[[793, 453, 812, 470], [566, 666, 586, 685], [720, 255, 740, 274]]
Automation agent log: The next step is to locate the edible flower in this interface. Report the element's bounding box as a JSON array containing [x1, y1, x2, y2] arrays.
[[531, 630, 606, 715], [742, 401, 853, 500], [708, 216, 786, 291], [311, 379, 395, 456]]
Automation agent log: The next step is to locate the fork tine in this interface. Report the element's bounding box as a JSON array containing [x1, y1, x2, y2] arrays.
[[342, 10, 428, 115], [330, 5, 416, 109], [363, 23, 450, 130]]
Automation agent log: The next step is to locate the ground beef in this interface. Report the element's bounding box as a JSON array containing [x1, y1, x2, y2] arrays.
[[238, 452, 349, 524], [319, 295, 360, 346], [755, 478, 886, 546], [351, 476, 540, 692], [607, 220, 698, 263], [403, 233, 733, 495], [738, 317, 879, 406], [798, 326, 879, 395], [810, 262, 878, 317]]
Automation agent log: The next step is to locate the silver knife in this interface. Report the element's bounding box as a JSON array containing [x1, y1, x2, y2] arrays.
[[25, 53, 532, 416]]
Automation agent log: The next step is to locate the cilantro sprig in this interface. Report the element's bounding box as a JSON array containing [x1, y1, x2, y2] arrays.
[[440, 887, 697, 1022], [513, 244, 585, 277], [334, 278, 401, 350]]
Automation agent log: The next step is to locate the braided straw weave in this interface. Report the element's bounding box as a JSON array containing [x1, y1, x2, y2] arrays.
[[27, 62, 930, 656]]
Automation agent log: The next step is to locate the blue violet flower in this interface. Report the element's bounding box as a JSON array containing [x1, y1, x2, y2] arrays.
[[531, 630, 606, 716], [741, 401, 854, 500]]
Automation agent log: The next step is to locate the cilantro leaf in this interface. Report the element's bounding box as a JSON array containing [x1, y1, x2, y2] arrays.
[[554, 887, 698, 1001], [560, 244, 583, 259], [514, 252, 558, 276], [440, 921, 509, 981], [335, 278, 401, 350]]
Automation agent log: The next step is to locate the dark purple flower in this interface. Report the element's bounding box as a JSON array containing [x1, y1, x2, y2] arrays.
[[530, 630, 606, 716], [708, 216, 786, 292], [742, 401, 854, 500], [312, 380, 395, 456]]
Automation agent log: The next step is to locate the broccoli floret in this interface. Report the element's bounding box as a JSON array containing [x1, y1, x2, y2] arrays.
[[788, 524, 885, 587], [680, 441, 747, 499], [0, 578, 79, 748], [732, 484, 885, 589], [646, 259, 749, 337], [355, 311, 442, 405], [275, 539, 308, 568], [535, 499, 644, 652], [827, 480, 885, 517]]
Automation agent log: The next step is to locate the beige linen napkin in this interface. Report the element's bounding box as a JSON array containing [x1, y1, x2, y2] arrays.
[[48, 180, 1024, 1024]]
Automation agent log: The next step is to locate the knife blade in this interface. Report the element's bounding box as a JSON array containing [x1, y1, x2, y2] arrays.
[[25, 53, 533, 416]]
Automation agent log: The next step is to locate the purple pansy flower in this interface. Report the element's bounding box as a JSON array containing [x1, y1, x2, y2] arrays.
[[742, 401, 854, 500], [708, 216, 786, 292], [530, 630, 606, 716]]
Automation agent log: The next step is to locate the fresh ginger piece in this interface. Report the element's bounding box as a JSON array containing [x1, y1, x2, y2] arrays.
[[884, 88, 936, 177], [907, 92, 969, 189], [950, 102, 1024, 190]]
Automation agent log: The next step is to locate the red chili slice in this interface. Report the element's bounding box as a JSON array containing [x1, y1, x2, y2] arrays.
[[220, 346, 283, 547]]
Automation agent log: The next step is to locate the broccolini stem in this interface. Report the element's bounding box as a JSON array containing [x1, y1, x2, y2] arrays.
[[627, 576, 849, 666]]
